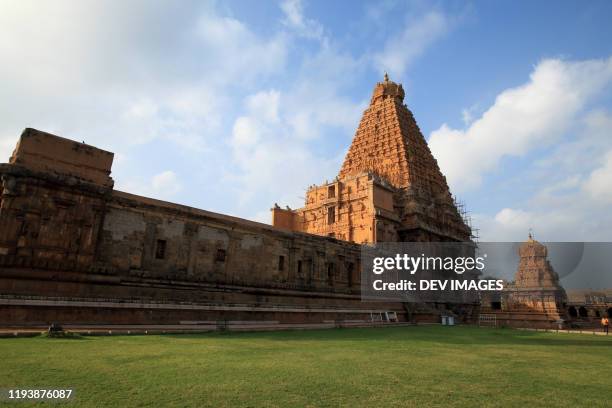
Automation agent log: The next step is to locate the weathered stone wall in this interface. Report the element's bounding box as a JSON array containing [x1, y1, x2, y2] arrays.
[[0, 129, 410, 327], [96, 190, 361, 292], [0, 166, 110, 270], [9, 128, 114, 188], [271, 207, 298, 231], [0, 107, 483, 327], [0, 129, 363, 293]]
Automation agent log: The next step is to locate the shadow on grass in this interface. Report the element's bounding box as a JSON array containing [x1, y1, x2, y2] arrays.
[[162, 326, 612, 348]]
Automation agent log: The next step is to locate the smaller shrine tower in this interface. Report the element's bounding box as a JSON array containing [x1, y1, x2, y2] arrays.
[[506, 233, 568, 315], [482, 233, 569, 328]]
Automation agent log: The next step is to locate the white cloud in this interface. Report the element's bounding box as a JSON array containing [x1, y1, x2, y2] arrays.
[[246, 91, 281, 123], [232, 117, 261, 148], [5, 0, 607, 246], [194, 13, 288, 83], [535, 110, 610, 173], [116, 170, 182, 202], [228, 88, 344, 213], [280, 0, 324, 40], [373, 11, 449, 78], [472, 106, 612, 242], [124, 99, 159, 119], [450, 62, 612, 242], [494, 208, 533, 228], [537, 176, 581, 201], [429, 57, 612, 193], [461, 105, 479, 125], [224, 25, 367, 217], [473, 115, 612, 242], [152, 171, 182, 196], [231, 90, 280, 149], [584, 150, 612, 204], [0, 0, 368, 223], [475, 196, 610, 242], [0, 1, 288, 159], [281, 45, 366, 141], [475, 197, 593, 241]]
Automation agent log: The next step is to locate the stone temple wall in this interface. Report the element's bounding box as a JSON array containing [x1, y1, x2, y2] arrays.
[[0, 129, 112, 270], [0, 129, 409, 327], [98, 190, 361, 292], [273, 173, 398, 244], [1, 74, 480, 328]]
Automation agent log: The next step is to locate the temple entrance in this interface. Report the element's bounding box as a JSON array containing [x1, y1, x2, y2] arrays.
[[578, 306, 588, 318], [568, 306, 577, 318]]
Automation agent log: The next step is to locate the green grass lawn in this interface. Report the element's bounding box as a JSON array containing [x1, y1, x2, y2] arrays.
[[1, 326, 611, 407]]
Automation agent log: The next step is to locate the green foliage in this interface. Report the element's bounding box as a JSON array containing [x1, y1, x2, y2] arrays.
[[1, 326, 611, 407]]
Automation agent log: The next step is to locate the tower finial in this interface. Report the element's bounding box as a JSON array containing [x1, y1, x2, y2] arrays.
[[528, 228, 533, 240], [384, 72, 389, 82]]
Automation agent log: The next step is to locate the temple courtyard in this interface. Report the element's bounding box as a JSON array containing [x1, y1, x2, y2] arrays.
[[1, 326, 611, 407]]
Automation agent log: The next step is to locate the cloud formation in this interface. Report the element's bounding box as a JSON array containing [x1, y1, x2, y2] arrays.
[[1, 1, 610, 244], [471, 108, 612, 241], [280, 0, 324, 40], [584, 150, 612, 204], [0, 0, 287, 156], [373, 10, 449, 77], [429, 57, 612, 193], [117, 170, 182, 201], [228, 88, 349, 219]]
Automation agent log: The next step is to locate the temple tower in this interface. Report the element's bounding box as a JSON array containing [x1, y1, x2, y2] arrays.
[[481, 234, 569, 327], [515, 233, 565, 288], [272, 75, 472, 243]]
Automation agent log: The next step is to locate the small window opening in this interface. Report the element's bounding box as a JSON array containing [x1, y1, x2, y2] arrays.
[[216, 249, 226, 262], [327, 206, 336, 224], [327, 263, 335, 285], [346, 262, 354, 286], [155, 240, 166, 259]]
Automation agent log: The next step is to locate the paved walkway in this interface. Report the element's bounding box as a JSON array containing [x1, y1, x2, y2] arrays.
[[517, 327, 610, 336]]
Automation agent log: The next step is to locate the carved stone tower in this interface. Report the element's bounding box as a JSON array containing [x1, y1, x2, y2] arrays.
[[272, 75, 472, 243], [500, 234, 568, 323], [515, 233, 565, 289]]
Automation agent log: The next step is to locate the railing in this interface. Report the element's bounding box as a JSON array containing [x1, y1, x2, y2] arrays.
[[478, 313, 497, 327]]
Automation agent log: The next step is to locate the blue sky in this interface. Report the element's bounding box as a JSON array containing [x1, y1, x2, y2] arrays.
[[1, 0, 611, 241]]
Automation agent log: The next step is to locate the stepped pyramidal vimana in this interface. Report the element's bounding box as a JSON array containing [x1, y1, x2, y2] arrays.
[[480, 234, 570, 328], [0, 75, 596, 330], [272, 74, 472, 244]]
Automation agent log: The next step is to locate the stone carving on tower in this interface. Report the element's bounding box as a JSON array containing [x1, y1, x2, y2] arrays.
[[479, 233, 570, 327], [272, 74, 472, 243], [515, 233, 564, 289], [504, 234, 568, 316]]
